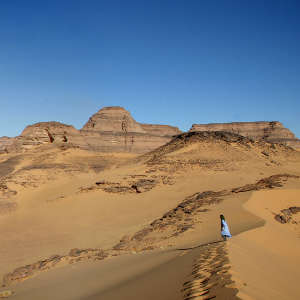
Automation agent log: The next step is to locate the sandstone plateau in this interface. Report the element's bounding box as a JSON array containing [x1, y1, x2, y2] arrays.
[[190, 121, 300, 149]]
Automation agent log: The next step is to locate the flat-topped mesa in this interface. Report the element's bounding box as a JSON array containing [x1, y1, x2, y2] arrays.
[[80, 106, 182, 153], [190, 121, 300, 149]]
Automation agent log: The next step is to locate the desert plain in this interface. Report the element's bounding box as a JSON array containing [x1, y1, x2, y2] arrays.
[[0, 107, 300, 300]]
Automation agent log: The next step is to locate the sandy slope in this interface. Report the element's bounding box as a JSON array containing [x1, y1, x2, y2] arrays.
[[228, 189, 300, 300], [1, 133, 300, 299], [2, 190, 259, 300]]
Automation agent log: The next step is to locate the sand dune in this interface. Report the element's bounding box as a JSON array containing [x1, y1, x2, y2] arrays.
[[0, 132, 300, 299], [229, 189, 300, 300]]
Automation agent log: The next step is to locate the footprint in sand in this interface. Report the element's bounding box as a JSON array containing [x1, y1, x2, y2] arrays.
[[182, 242, 240, 300]]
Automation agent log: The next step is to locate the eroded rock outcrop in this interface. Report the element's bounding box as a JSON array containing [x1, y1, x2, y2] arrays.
[[2, 107, 181, 154], [82, 106, 145, 133], [19, 122, 85, 148], [2, 247, 109, 287], [113, 174, 299, 251], [274, 207, 300, 224], [190, 121, 300, 149], [3, 122, 86, 153], [80, 106, 181, 153], [2, 174, 299, 287], [0, 137, 14, 154]]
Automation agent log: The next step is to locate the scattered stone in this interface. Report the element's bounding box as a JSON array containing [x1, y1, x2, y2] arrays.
[[131, 179, 157, 193], [232, 174, 299, 193], [3, 174, 299, 287], [2, 248, 107, 287], [274, 206, 300, 224], [261, 151, 269, 156], [113, 174, 299, 252]]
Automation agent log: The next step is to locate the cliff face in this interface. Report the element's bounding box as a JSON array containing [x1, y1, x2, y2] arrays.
[[140, 124, 181, 136], [3, 122, 86, 152], [82, 106, 145, 133], [2, 107, 181, 154], [190, 121, 300, 149], [80, 107, 181, 153], [20, 122, 84, 147], [3, 111, 299, 154]]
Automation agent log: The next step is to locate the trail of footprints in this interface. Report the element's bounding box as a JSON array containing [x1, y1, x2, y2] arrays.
[[182, 242, 240, 300]]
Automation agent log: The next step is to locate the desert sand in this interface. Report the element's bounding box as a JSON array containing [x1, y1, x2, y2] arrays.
[[229, 189, 300, 300], [0, 131, 300, 299]]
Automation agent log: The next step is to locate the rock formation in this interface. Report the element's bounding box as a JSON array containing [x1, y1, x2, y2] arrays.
[[19, 122, 85, 148], [190, 121, 300, 149], [0, 137, 14, 154], [1, 107, 181, 154], [2, 122, 86, 153], [80, 106, 181, 153], [2, 109, 299, 154], [82, 106, 145, 133]]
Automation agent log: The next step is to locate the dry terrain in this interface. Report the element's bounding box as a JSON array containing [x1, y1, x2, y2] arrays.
[[0, 131, 300, 299]]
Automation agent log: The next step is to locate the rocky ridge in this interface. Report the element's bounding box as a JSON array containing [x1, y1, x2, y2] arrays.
[[190, 121, 300, 149]]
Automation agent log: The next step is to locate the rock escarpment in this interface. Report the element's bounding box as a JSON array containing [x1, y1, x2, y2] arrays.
[[2, 110, 299, 154], [1, 107, 181, 154], [190, 121, 300, 149]]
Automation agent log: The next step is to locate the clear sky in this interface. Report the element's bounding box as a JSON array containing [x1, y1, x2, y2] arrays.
[[1, 0, 299, 138]]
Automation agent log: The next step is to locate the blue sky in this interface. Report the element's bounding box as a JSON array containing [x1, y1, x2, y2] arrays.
[[1, 0, 299, 137]]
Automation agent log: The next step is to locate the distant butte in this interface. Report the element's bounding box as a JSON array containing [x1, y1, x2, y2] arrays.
[[80, 106, 181, 152], [1, 107, 300, 154]]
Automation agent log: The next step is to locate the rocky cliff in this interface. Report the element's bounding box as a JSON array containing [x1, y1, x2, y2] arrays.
[[2, 110, 299, 154], [1, 107, 181, 154], [80, 107, 181, 153], [190, 121, 300, 149]]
